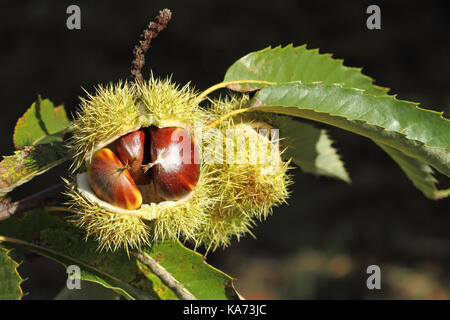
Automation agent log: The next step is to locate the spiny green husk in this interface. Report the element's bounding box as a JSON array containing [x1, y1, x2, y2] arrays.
[[136, 77, 205, 128], [70, 81, 140, 171], [197, 101, 292, 251], [67, 78, 292, 252]]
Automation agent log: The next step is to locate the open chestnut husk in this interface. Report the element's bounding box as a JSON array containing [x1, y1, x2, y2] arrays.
[[68, 79, 290, 252]]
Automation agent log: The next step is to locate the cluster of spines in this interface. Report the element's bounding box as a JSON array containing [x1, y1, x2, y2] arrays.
[[64, 178, 151, 252], [135, 75, 206, 128], [195, 110, 293, 251], [69, 81, 140, 172]]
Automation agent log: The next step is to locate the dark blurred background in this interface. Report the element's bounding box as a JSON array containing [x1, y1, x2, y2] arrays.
[[0, 0, 449, 299]]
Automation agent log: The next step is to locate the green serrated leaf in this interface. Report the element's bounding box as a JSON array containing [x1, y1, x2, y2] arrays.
[[0, 210, 239, 300], [139, 240, 239, 300], [269, 115, 350, 183], [247, 83, 450, 181], [222, 44, 450, 198], [224, 44, 389, 95], [0, 142, 72, 198], [0, 246, 23, 300], [375, 142, 449, 200], [13, 97, 71, 150]]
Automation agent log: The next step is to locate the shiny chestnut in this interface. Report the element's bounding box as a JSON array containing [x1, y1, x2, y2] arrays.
[[87, 148, 143, 210], [114, 130, 150, 185], [149, 126, 200, 201]]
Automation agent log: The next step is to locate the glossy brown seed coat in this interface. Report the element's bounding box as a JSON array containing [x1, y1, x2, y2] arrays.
[[114, 130, 150, 185], [150, 127, 200, 201], [88, 148, 142, 210]]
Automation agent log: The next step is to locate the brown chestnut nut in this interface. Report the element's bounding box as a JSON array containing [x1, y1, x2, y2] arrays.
[[88, 148, 143, 210], [149, 126, 200, 201], [114, 130, 150, 185]]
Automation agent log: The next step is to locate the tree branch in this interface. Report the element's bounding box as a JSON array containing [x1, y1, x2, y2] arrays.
[[132, 250, 197, 300], [0, 183, 66, 221], [130, 8, 172, 83]]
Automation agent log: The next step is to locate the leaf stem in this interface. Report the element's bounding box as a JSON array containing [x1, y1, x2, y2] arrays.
[[0, 183, 66, 221], [207, 107, 252, 129], [132, 250, 197, 300], [44, 206, 79, 214], [197, 80, 275, 103]]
